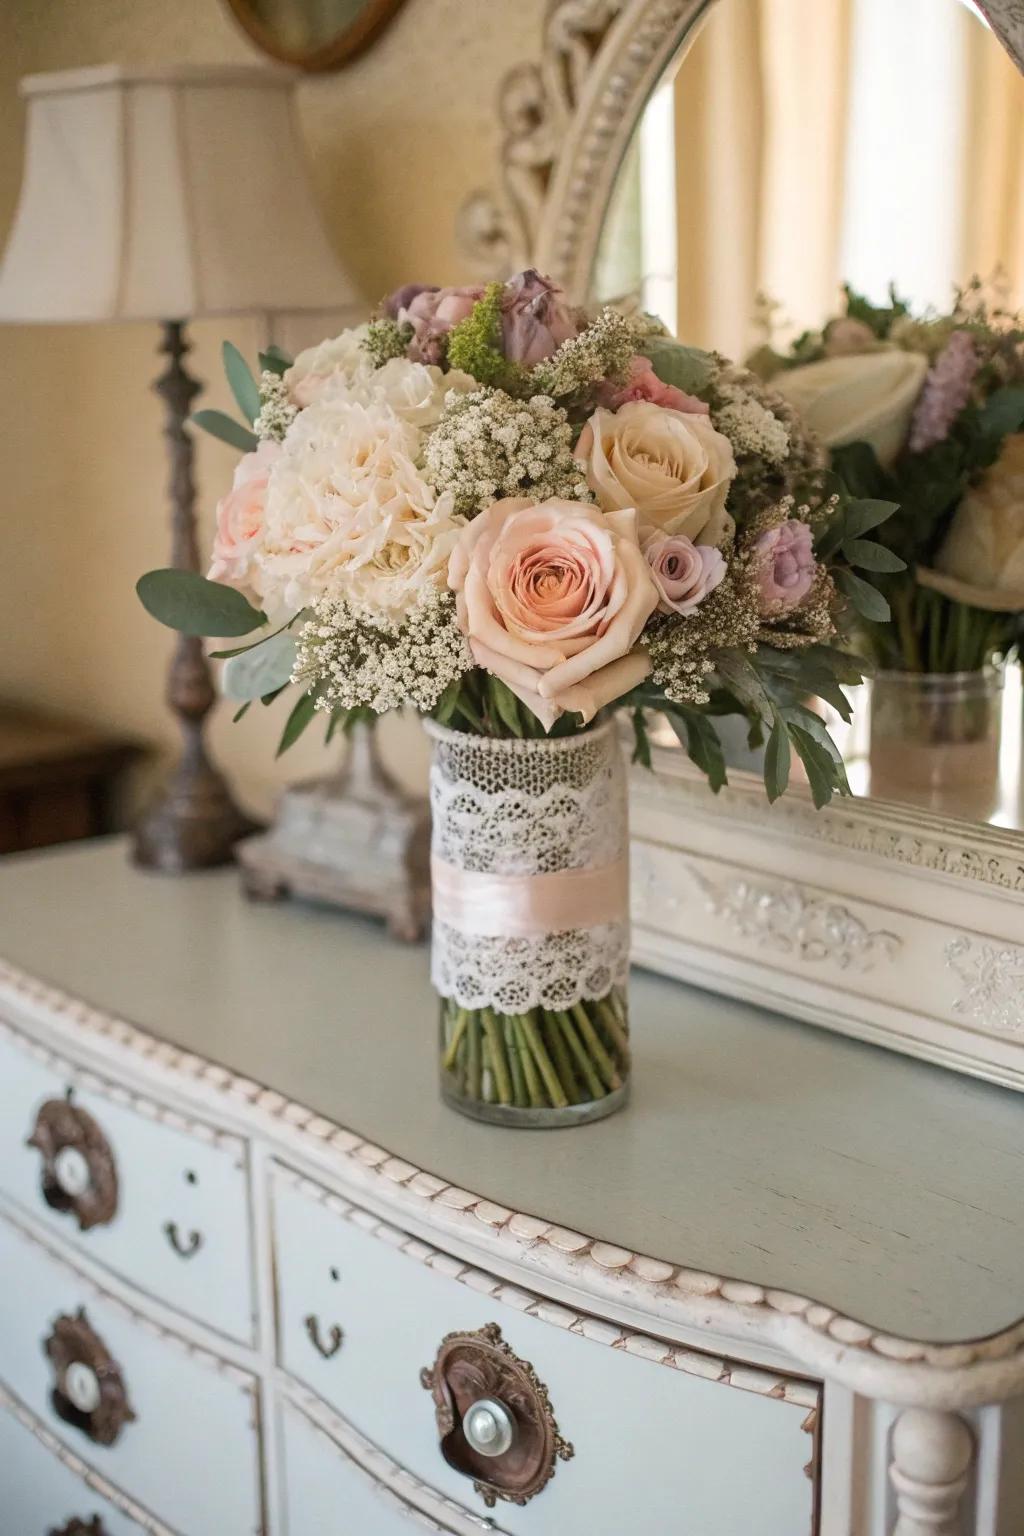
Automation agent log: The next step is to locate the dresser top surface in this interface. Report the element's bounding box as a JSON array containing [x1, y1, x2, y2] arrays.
[[1, 838, 1021, 1345]]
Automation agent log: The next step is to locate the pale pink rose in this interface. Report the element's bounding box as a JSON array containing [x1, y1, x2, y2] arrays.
[[753, 520, 816, 613], [208, 440, 279, 593], [599, 355, 711, 415], [501, 270, 583, 365], [643, 531, 726, 616], [448, 496, 659, 730], [387, 284, 484, 364]]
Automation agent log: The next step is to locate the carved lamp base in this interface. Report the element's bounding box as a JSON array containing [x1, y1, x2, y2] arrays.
[[237, 721, 430, 943], [133, 752, 260, 874]]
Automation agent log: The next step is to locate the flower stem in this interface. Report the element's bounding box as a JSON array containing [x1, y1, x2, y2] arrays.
[[514, 1016, 546, 1107], [553, 1009, 606, 1100], [482, 1008, 513, 1106], [571, 1001, 621, 1091], [504, 1017, 529, 1107], [519, 1012, 569, 1109]]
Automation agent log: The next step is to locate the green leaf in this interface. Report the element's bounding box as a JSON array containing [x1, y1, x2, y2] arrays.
[[261, 684, 290, 706], [222, 341, 262, 425], [631, 708, 652, 769], [258, 345, 293, 378], [841, 538, 907, 573], [831, 441, 888, 500], [488, 676, 524, 737], [664, 708, 727, 792], [276, 690, 317, 757], [763, 711, 791, 803], [221, 631, 298, 701], [978, 385, 1024, 441], [641, 337, 714, 397], [232, 702, 252, 723], [835, 568, 891, 623], [190, 409, 259, 453], [782, 706, 851, 797], [136, 569, 267, 636], [843, 499, 901, 540], [788, 726, 840, 808], [711, 649, 774, 724], [433, 678, 463, 727]]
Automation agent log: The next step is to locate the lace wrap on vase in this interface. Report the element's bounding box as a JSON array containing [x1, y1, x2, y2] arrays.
[[426, 721, 630, 1014]]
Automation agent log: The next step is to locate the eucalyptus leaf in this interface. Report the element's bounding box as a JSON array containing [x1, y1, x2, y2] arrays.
[[258, 345, 293, 378], [841, 538, 906, 573], [136, 569, 267, 637], [788, 725, 840, 808], [232, 702, 253, 724], [842, 498, 901, 540], [835, 567, 892, 623], [222, 341, 262, 425], [641, 336, 715, 397], [978, 385, 1024, 441], [276, 690, 317, 757], [190, 409, 259, 453], [221, 630, 298, 701], [711, 649, 774, 724]]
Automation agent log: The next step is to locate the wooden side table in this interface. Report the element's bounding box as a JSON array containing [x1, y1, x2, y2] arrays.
[[0, 704, 143, 854]]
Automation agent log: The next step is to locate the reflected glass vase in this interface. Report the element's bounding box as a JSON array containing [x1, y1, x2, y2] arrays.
[[426, 720, 631, 1128], [868, 666, 1004, 815]]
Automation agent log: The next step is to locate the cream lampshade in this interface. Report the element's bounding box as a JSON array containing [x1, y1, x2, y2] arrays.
[[0, 62, 360, 322], [0, 64, 364, 872]]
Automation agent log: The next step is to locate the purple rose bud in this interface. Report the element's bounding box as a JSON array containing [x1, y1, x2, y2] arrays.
[[385, 284, 485, 364], [501, 269, 583, 365], [753, 520, 817, 614], [643, 531, 726, 616]]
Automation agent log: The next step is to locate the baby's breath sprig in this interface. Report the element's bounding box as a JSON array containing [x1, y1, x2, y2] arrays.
[[530, 308, 639, 400], [363, 317, 414, 368], [254, 371, 298, 442]]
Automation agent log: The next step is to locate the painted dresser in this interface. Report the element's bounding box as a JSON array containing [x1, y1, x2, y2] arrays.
[[0, 841, 1021, 1536]]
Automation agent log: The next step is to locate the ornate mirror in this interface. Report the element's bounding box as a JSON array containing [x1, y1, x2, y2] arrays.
[[463, 0, 1024, 1089], [222, 0, 407, 70]]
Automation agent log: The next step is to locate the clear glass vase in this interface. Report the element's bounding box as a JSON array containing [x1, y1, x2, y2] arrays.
[[868, 666, 1004, 814], [426, 720, 631, 1129]]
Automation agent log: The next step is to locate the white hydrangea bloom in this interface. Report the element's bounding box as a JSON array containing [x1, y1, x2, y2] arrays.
[[256, 396, 462, 617], [316, 358, 477, 428], [284, 324, 372, 406]]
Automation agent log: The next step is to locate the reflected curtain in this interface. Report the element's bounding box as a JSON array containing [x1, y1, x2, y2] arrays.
[[667, 0, 1022, 357]]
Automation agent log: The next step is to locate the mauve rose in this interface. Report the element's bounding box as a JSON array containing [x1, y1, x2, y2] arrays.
[[387, 284, 484, 364], [600, 355, 711, 416], [449, 496, 659, 730], [643, 531, 726, 616], [753, 520, 817, 613], [501, 270, 583, 365]]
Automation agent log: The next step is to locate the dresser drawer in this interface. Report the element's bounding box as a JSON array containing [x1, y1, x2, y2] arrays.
[[0, 1208, 263, 1536], [0, 1021, 254, 1342], [0, 1396, 149, 1535], [280, 1397, 475, 1535], [271, 1166, 817, 1536]]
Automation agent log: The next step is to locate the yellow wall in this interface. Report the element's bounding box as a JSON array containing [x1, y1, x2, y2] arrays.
[[0, 0, 544, 816]]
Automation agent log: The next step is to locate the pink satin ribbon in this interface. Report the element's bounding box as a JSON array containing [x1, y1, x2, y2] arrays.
[[431, 855, 628, 938]]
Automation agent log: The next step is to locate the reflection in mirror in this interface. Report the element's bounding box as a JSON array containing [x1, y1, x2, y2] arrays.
[[596, 0, 1024, 831]]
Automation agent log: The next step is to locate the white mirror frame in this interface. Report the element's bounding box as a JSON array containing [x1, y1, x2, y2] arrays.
[[460, 0, 1024, 1092]]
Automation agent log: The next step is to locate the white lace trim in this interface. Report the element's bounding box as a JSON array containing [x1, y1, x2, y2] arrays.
[[426, 722, 629, 1013]]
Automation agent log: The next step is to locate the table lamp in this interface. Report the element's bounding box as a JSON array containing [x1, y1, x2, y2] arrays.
[[0, 63, 363, 870]]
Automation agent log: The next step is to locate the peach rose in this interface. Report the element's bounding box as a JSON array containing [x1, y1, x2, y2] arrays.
[[448, 496, 659, 730], [208, 440, 279, 595], [598, 355, 711, 415], [576, 401, 737, 545]]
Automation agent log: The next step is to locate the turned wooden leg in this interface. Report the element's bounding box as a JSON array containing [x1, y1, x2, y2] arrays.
[[890, 1408, 973, 1535]]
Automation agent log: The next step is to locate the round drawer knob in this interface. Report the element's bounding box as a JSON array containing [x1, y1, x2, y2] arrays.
[[54, 1146, 92, 1199], [464, 1397, 515, 1458], [64, 1361, 101, 1415]]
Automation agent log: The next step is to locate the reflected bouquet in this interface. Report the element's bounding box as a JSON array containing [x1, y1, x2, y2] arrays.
[[762, 281, 1024, 673]]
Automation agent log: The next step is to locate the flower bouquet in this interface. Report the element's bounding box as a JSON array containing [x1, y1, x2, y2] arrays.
[[763, 282, 1024, 799], [139, 270, 891, 1127]]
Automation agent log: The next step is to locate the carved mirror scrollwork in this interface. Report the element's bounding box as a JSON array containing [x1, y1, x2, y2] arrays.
[[27, 1097, 118, 1232], [421, 1323, 574, 1507], [222, 0, 408, 71], [45, 1310, 136, 1447]]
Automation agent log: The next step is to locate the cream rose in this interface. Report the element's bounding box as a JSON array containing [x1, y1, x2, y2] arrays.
[[576, 401, 737, 544], [772, 349, 928, 468], [448, 497, 659, 730], [285, 325, 371, 407], [918, 433, 1024, 611], [208, 439, 279, 597]]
